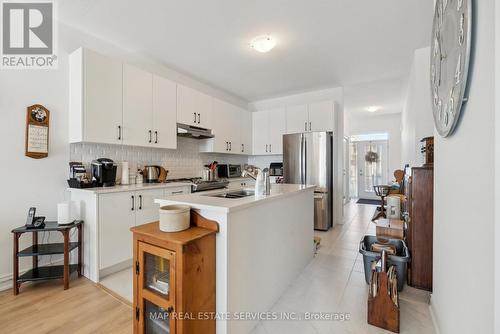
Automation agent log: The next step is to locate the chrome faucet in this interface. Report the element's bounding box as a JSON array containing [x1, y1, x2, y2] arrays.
[[242, 168, 271, 196]]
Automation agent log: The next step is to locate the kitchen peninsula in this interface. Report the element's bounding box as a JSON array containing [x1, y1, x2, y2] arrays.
[[155, 184, 315, 334]]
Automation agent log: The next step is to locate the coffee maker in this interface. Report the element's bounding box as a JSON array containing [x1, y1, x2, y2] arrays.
[[91, 158, 117, 187]]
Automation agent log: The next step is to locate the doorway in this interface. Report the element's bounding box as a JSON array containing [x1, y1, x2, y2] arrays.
[[349, 133, 389, 200]]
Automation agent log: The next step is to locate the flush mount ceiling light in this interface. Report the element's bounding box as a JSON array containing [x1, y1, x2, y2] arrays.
[[250, 35, 276, 53], [366, 106, 381, 113]]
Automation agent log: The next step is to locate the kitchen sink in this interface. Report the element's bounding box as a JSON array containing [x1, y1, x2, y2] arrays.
[[205, 189, 255, 199]]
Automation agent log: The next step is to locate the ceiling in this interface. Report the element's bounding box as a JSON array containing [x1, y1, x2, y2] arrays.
[[59, 0, 433, 102], [344, 76, 408, 116]]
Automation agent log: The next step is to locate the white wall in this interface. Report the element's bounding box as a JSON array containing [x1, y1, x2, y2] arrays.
[[401, 47, 435, 167], [432, 1, 496, 333], [347, 113, 402, 176], [0, 23, 247, 287]]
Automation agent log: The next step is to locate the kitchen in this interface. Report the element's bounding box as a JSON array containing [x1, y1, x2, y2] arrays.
[[65, 45, 341, 317], [2, 1, 498, 334]]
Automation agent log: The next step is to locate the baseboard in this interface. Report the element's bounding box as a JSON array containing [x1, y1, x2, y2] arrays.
[[97, 282, 132, 307], [0, 258, 64, 292], [99, 259, 132, 279], [429, 295, 441, 334]]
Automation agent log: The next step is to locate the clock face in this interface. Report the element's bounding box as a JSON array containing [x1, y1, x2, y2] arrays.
[[430, 0, 471, 137], [31, 106, 47, 122]]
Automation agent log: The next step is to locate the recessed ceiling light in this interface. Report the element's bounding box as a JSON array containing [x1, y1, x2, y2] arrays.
[[250, 35, 276, 53], [366, 106, 380, 113]]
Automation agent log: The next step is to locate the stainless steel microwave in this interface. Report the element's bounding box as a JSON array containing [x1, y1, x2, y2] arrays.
[[216, 164, 241, 178]]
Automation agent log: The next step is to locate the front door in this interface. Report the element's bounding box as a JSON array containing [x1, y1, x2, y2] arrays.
[[357, 140, 388, 200]]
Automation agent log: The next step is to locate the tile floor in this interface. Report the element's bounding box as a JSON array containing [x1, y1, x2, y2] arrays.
[[100, 266, 133, 303], [250, 201, 436, 334]]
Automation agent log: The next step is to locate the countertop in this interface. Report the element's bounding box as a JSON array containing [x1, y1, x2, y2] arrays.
[[67, 182, 193, 194], [155, 183, 315, 213]]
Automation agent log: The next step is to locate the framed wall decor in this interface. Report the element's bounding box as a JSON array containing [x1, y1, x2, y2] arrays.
[[25, 104, 50, 159]]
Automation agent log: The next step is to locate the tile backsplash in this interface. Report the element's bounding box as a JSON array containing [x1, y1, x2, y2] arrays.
[[70, 137, 249, 179], [248, 155, 283, 170]]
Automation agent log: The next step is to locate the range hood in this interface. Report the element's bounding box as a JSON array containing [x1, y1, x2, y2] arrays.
[[177, 123, 214, 139]]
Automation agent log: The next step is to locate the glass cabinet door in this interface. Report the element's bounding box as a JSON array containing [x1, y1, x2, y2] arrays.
[[137, 242, 176, 334], [141, 299, 174, 334]]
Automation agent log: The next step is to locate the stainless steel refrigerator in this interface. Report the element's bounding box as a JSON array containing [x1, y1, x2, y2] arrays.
[[283, 132, 333, 230]]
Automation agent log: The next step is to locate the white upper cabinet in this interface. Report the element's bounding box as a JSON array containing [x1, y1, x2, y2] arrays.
[[286, 104, 309, 134], [205, 98, 232, 153], [69, 48, 123, 144], [268, 108, 286, 154], [240, 108, 253, 154], [177, 84, 213, 129], [69, 48, 177, 149], [200, 99, 246, 154], [122, 63, 153, 147], [252, 108, 286, 155], [152, 75, 177, 149], [252, 111, 269, 155], [284, 100, 335, 134], [195, 91, 213, 129], [308, 100, 335, 132]]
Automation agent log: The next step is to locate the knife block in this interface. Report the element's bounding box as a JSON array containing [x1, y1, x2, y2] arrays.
[[367, 253, 400, 333]]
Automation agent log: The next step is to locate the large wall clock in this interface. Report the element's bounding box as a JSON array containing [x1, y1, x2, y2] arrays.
[[430, 0, 472, 137]]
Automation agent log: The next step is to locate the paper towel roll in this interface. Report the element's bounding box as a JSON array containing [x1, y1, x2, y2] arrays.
[[121, 161, 130, 185], [57, 202, 71, 225]]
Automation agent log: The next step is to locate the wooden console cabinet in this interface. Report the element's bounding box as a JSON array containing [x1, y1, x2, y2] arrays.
[[405, 166, 434, 291], [131, 212, 217, 334]]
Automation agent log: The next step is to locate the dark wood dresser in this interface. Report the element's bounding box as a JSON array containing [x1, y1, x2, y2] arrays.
[[405, 166, 434, 291]]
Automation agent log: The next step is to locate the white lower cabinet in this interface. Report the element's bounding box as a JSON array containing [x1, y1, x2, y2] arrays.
[[71, 185, 191, 281], [99, 188, 164, 270], [134, 189, 165, 228], [99, 192, 136, 270]]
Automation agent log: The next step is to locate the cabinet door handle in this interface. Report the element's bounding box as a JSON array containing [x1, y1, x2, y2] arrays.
[[193, 112, 197, 123], [305, 122, 307, 131], [154, 131, 158, 144], [118, 125, 122, 140], [148, 130, 152, 143], [309, 122, 311, 131], [197, 113, 201, 124], [131, 195, 135, 211], [241, 143, 244, 152], [172, 190, 184, 194], [229, 142, 232, 151], [269, 144, 272, 152], [226, 142, 228, 151], [265, 144, 268, 152], [138, 195, 142, 210]]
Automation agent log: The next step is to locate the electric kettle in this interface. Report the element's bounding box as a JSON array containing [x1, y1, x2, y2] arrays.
[[143, 165, 168, 183], [143, 165, 160, 183]]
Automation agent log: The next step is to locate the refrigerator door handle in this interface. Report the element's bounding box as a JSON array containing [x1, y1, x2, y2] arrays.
[[304, 136, 308, 184], [303, 134, 307, 185], [300, 134, 305, 184]]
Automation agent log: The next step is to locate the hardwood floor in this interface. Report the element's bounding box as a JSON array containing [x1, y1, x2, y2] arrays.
[[0, 277, 132, 334]]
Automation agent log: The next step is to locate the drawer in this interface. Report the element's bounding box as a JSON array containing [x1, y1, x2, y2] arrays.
[[165, 186, 190, 196]]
